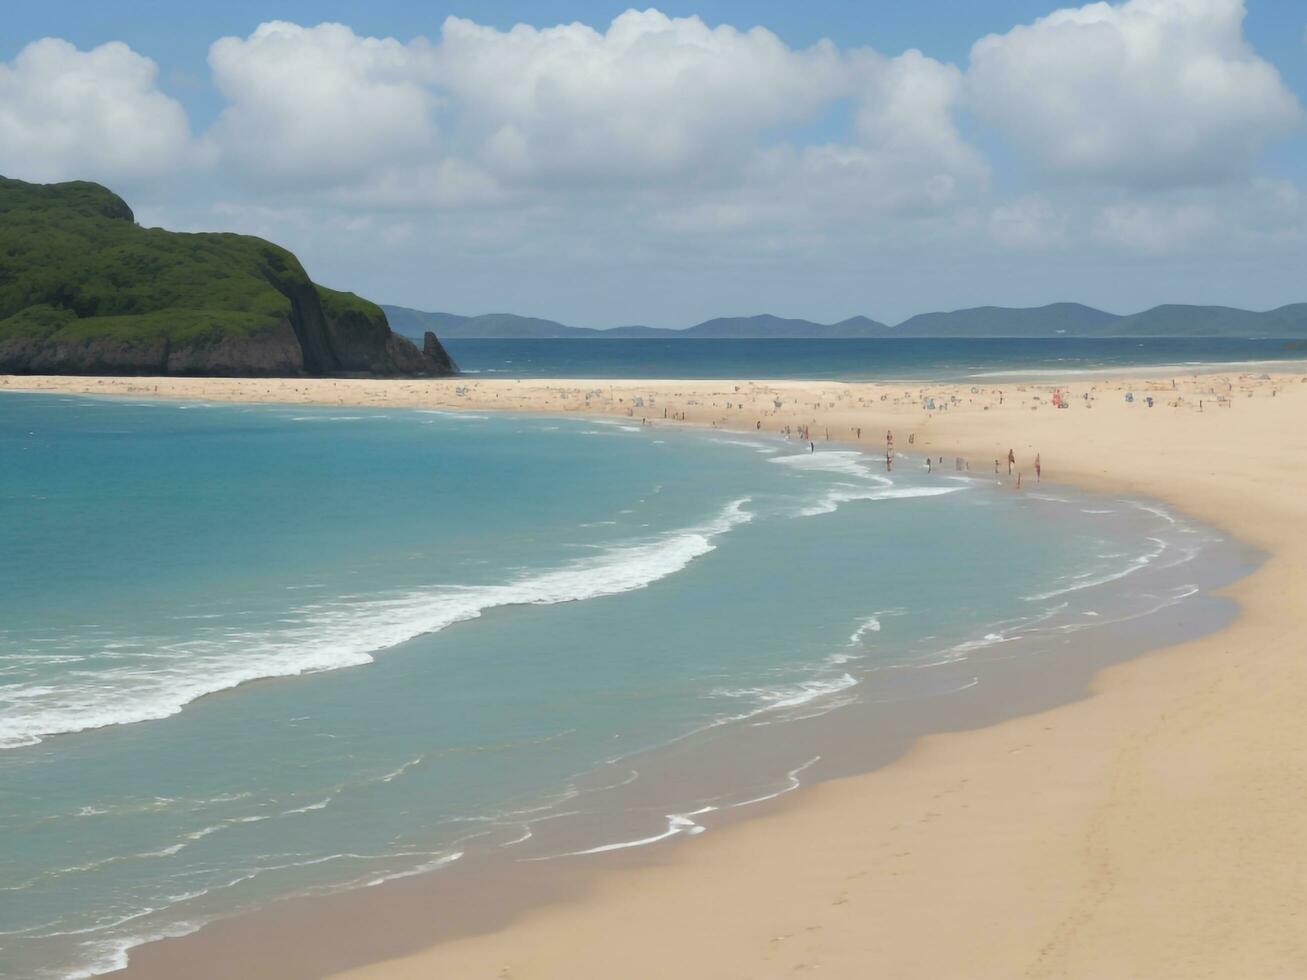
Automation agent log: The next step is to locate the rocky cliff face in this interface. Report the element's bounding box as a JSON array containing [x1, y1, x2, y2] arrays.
[[294, 284, 455, 377], [315, 292, 455, 376], [0, 324, 302, 376], [0, 299, 455, 378]]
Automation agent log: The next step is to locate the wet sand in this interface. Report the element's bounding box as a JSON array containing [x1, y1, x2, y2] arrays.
[[7, 369, 1307, 978]]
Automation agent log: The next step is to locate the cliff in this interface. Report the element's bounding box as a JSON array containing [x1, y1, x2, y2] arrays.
[[0, 176, 455, 377]]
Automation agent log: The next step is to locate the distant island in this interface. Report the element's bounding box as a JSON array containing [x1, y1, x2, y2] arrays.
[[384, 302, 1307, 341], [0, 177, 455, 377]]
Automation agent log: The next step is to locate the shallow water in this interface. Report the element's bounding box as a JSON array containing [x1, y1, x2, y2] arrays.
[[0, 392, 1224, 978]]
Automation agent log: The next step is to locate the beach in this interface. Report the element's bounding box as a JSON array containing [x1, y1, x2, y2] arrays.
[[6, 369, 1307, 978]]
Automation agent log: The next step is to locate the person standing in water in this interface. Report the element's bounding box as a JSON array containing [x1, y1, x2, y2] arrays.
[[1035, 453, 1042, 482]]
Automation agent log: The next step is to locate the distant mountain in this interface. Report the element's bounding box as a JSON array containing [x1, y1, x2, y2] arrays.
[[382, 306, 472, 338], [384, 301, 1307, 339], [893, 303, 1119, 337], [383, 306, 597, 339], [1106, 304, 1307, 337], [383, 308, 897, 339]]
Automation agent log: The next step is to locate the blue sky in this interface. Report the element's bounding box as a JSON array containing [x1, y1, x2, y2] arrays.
[[4, 1, 1307, 326]]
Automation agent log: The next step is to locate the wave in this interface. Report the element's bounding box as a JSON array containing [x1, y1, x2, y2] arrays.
[[1023, 535, 1170, 601], [541, 807, 716, 858], [710, 672, 858, 719], [727, 755, 821, 808], [414, 410, 489, 420], [766, 450, 965, 517], [363, 851, 462, 887], [797, 483, 963, 518], [287, 416, 367, 422], [527, 756, 823, 861], [706, 437, 782, 454], [769, 449, 893, 483], [0, 499, 754, 750], [848, 614, 882, 644]]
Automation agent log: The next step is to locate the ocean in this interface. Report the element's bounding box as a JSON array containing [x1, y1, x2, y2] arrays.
[[441, 336, 1307, 379], [0, 391, 1240, 978]]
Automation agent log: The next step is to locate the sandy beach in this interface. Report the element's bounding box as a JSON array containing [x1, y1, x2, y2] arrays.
[[7, 368, 1307, 978]]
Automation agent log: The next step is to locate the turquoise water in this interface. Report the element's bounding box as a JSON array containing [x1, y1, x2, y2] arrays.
[[0, 393, 1218, 978], [442, 336, 1307, 379]]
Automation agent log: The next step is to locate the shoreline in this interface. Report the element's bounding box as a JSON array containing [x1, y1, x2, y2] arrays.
[[8, 370, 1307, 977]]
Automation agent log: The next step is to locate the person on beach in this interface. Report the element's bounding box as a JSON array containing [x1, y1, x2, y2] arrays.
[[1035, 453, 1042, 482], [1007, 449, 1015, 474], [809, 441, 815, 453], [927, 457, 932, 474]]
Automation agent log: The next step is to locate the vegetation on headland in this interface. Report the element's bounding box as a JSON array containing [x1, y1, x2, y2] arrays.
[[0, 176, 452, 376]]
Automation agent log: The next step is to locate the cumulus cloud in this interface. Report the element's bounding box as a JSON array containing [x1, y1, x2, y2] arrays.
[[0, 38, 193, 183], [851, 49, 979, 180], [206, 21, 439, 187], [990, 195, 1069, 249], [968, 0, 1301, 185], [193, 12, 985, 217], [432, 10, 844, 185], [1092, 178, 1306, 252], [1093, 199, 1221, 251]]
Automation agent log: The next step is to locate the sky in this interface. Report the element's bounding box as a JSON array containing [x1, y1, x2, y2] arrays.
[[4, 0, 1307, 327]]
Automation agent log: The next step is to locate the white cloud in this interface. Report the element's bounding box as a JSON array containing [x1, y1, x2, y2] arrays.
[[968, 0, 1301, 185], [327, 159, 506, 210], [851, 49, 980, 182], [1093, 201, 1215, 252], [0, 38, 193, 183], [990, 195, 1069, 249], [644, 44, 987, 240], [1092, 178, 1306, 252], [194, 12, 986, 218], [432, 10, 845, 185], [206, 21, 439, 187]]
